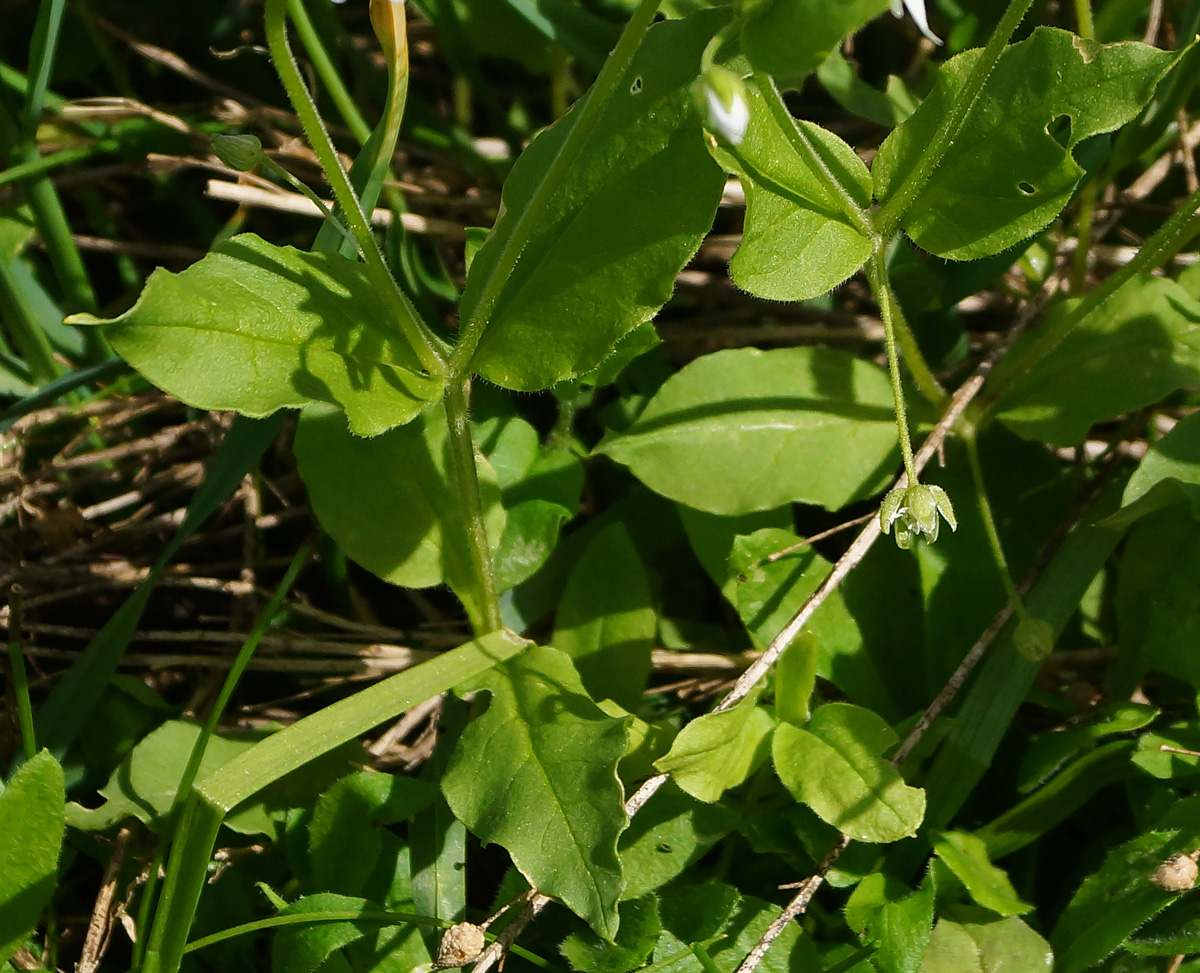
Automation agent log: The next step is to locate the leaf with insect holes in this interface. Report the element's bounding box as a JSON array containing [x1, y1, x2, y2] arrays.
[[442, 645, 628, 941], [69, 233, 442, 435], [463, 11, 726, 390], [873, 28, 1177, 259]]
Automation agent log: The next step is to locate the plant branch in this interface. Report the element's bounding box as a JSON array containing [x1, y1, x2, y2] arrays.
[[444, 380, 502, 633], [874, 0, 1035, 239], [446, 0, 662, 378], [263, 0, 446, 378], [753, 72, 877, 241]]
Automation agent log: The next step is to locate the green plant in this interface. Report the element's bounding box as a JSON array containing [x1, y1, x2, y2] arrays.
[[8, 0, 1200, 970]]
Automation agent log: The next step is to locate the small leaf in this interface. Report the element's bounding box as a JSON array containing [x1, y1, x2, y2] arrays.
[[932, 831, 1032, 916], [561, 895, 662, 973], [874, 29, 1176, 259], [709, 84, 873, 301], [442, 645, 628, 939], [464, 12, 726, 390], [0, 752, 65, 966], [270, 893, 378, 973], [619, 783, 737, 900], [738, 0, 890, 82], [1132, 724, 1200, 779], [70, 233, 442, 435], [597, 346, 899, 516], [775, 632, 819, 726], [773, 703, 925, 843], [654, 694, 775, 803], [554, 523, 655, 711], [294, 402, 505, 631], [920, 915, 1052, 973], [1108, 408, 1200, 529], [994, 276, 1200, 446], [844, 872, 934, 973]]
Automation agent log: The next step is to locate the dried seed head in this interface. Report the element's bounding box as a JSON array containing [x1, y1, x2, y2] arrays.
[[435, 922, 487, 969], [1151, 853, 1198, 892]]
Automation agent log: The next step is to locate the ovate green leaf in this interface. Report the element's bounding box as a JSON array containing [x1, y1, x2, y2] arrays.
[[932, 831, 1032, 916], [294, 402, 505, 631], [442, 645, 628, 939], [653, 694, 775, 803], [597, 346, 899, 515], [464, 12, 726, 390], [994, 276, 1200, 446], [1108, 409, 1200, 529], [561, 895, 662, 973], [844, 872, 934, 973], [0, 751, 65, 966], [920, 915, 1051, 972], [773, 703, 925, 843], [709, 84, 872, 301], [874, 29, 1176, 259], [554, 523, 655, 711], [70, 233, 441, 435]]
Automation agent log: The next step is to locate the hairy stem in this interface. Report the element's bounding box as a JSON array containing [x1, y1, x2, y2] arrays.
[[867, 248, 917, 482], [874, 0, 1036, 238], [444, 380, 501, 633], [963, 426, 1025, 618], [263, 0, 446, 377]]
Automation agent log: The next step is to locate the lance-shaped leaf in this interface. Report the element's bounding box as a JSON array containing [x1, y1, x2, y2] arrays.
[[69, 233, 442, 435], [994, 276, 1200, 446], [873, 28, 1177, 260], [442, 645, 629, 940], [596, 346, 899, 516], [709, 83, 873, 301], [463, 12, 726, 390], [932, 831, 1032, 917], [773, 703, 924, 843], [294, 402, 505, 631], [0, 751, 65, 966]]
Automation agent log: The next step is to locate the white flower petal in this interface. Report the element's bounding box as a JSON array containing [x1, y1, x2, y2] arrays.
[[705, 85, 749, 147], [896, 0, 942, 45]]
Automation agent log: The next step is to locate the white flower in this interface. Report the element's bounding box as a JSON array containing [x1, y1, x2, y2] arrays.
[[696, 66, 749, 147], [891, 0, 942, 45]]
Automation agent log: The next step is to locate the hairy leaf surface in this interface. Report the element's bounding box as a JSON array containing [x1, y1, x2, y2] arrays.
[[874, 29, 1176, 259]]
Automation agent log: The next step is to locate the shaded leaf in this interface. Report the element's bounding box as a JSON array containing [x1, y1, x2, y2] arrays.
[[709, 84, 873, 300], [562, 895, 662, 973], [270, 893, 378, 973], [442, 645, 628, 939], [773, 703, 925, 843], [0, 752, 65, 966], [874, 29, 1176, 259], [844, 872, 934, 973], [465, 12, 726, 390], [554, 523, 655, 711], [654, 693, 775, 803], [739, 0, 890, 82], [995, 276, 1200, 446], [294, 402, 505, 631], [1107, 408, 1200, 529], [597, 347, 899, 515], [618, 782, 737, 900], [70, 233, 441, 435]]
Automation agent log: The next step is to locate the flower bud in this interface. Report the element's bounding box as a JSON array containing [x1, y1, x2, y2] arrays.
[[694, 65, 749, 147], [1014, 617, 1055, 663], [435, 922, 486, 969], [370, 0, 408, 69], [211, 133, 265, 172], [880, 483, 956, 550], [1151, 853, 1198, 892]]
